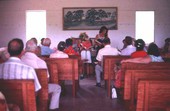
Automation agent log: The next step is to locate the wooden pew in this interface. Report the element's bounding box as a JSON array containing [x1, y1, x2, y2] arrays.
[[136, 80, 170, 111], [103, 55, 129, 97], [121, 62, 170, 79], [47, 63, 59, 84], [69, 55, 82, 76], [45, 58, 79, 97], [121, 62, 170, 94], [35, 69, 48, 111], [0, 79, 37, 111], [124, 69, 170, 109]]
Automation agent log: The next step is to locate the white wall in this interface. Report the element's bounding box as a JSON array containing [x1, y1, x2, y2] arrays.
[[0, 0, 170, 49]]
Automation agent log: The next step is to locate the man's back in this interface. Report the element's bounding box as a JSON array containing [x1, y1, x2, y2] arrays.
[[96, 45, 120, 62], [0, 57, 41, 92]]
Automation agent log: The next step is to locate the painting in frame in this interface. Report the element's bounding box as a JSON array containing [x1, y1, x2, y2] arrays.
[[63, 7, 118, 30]]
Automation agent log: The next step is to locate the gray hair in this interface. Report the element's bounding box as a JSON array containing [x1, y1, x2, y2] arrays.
[[25, 39, 37, 52]]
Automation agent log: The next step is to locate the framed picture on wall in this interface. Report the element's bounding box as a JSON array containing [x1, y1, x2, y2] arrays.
[[63, 7, 118, 30]]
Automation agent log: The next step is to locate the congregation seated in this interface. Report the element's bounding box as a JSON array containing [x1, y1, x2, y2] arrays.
[[121, 42, 164, 63], [41, 38, 55, 56], [21, 39, 61, 111], [95, 37, 120, 87], [131, 39, 147, 58], [79, 32, 92, 63], [50, 41, 68, 58], [120, 36, 136, 56], [64, 38, 79, 56], [0, 38, 41, 92]]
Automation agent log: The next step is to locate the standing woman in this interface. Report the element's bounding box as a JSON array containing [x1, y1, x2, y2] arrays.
[[95, 26, 109, 54]]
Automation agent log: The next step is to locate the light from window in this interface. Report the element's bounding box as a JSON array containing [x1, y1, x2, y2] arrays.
[[135, 11, 154, 45], [26, 10, 46, 44]]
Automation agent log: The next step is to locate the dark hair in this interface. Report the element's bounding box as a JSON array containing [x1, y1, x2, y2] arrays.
[[165, 38, 170, 43], [8, 38, 24, 56], [58, 41, 66, 51], [99, 26, 108, 37], [41, 38, 45, 45], [125, 36, 133, 45], [147, 43, 160, 56], [135, 39, 145, 51], [103, 37, 110, 44], [65, 38, 73, 46]]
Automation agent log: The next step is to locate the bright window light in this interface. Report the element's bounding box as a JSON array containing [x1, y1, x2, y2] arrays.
[[135, 11, 154, 45], [26, 10, 46, 44]]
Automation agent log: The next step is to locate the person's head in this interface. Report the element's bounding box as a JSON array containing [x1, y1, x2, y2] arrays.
[[30, 37, 38, 45], [58, 41, 66, 51], [135, 39, 145, 51], [147, 42, 160, 56], [8, 38, 24, 57], [41, 38, 45, 45], [43, 38, 51, 47], [25, 39, 38, 52], [103, 37, 110, 46], [165, 38, 170, 43], [99, 26, 108, 37], [65, 38, 73, 47], [124, 36, 133, 45]]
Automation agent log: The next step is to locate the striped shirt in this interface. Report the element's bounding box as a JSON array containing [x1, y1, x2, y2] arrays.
[[0, 57, 41, 92]]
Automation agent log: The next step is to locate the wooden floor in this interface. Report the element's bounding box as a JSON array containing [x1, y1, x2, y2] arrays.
[[59, 76, 128, 111]]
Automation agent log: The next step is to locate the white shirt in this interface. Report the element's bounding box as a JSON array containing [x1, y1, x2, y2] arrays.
[[21, 52, 50, 78], [121, 45, 136, 56], [0, 57, 41, 92], [50, 50, 68, 58], [96, 45, 120, 62]]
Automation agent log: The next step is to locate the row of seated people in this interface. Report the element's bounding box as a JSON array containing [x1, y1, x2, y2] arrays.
[[0, 35, 168, 87], [0, 36, 170, 110], [0, 38, 61, 111]]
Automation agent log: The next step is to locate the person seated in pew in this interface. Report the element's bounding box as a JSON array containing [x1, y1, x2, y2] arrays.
[[95, 37, 120, 87], [21, 39, 61, 111], [0, 91, 20, 111], [64, 38, 79, 56], [79, 32, 92, 63], [131, 39, 148, 58], [0, 47, 10, 62], [0, 38, 41, 92], [121, 42, 164, 63], [40, 38, 55, 56], [120, 36, 136, 56], [50, 41, 68, 58]]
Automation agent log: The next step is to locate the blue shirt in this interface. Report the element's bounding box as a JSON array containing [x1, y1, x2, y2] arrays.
[[149, 55, 164, 62], [41, 45, 54, 56]]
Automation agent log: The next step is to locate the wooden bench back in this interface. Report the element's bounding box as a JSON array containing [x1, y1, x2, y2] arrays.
[[103, 55, 129, 80], [45, 58, 79, 80], [121, 62, 170, 81], [69, 55, 82, 75], [103, 55, 129, 98], [136, 80, 170, 111], [45, 58, 79, 97], [46, 63, 59, 84], [124, 69, 170, 105], [0, 79, 37, 111], [35, 69, 48, 111]]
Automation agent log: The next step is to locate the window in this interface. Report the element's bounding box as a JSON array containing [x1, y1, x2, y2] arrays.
[[26, 10, 46, 44], [135, 11, 154, 45]]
